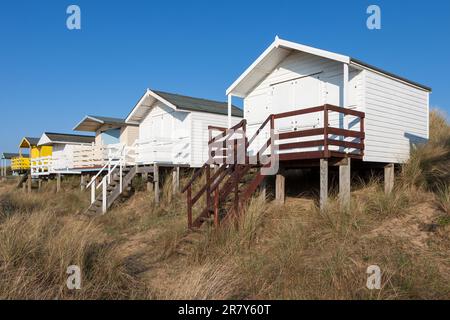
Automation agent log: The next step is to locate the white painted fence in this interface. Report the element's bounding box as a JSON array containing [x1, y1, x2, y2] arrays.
[[136, 136, 190, 165], [72, 143, 123, 169]]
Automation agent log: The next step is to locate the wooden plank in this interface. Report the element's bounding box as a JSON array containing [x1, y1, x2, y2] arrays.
[[80, 174, 86, 191], [154, 164, 159, 204], [328, 151, 363, 160], [273, 105, 324, 119], [327, 127, 365, 139], [278, 139, 325, 150], [339, 158, 351, 210], [247, 116, 271, 147], [325, 104, 365, 118], [328, 139, 364, 150], [208, 125, 227, 132], [259, 177, 267, 201], [279, 151, 325, 161], [214, 189, 219, 227], [320, 159, 328, 210], [206, 166, 211, 210], [192, 164, 227, 205], [275, 170, 285, 204], [172, 167, 180, 194], [279, 128, 324, 140], [181, 165, 206, 193], [384, 163, 394, 194], [187, 186, 192, 228], [27, 174, 32, 193], [56, 173, 61, 193]]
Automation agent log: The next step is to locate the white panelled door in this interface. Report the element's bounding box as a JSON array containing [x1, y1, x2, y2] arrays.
[[271, 74, 322, 132]]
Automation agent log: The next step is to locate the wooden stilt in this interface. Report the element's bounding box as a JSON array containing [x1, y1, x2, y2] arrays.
[[56, 173, 61, 193], [339, 158, 351, 210], [384, 163, 395, 194], [206, 166, 211, 210], [172, 166, 180, 194], [214, 189, 219, 227], [154, 164, 159, 204], [38, 179, 42, 191], [260, 177, 267, 201], [27, 174, 32, 193], [275, 170, 285, 204], [320, 159, 328, 210], [80, 174, 86, 191]]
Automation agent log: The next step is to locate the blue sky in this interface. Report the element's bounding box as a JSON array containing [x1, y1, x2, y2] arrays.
[[1, 0, 449, 153]]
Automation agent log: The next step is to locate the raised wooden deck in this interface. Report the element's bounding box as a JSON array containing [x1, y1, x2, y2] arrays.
[[182, 104, 365, 229]]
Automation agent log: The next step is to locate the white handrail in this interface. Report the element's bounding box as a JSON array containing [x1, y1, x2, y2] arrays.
[[89, 142, 138, 212]]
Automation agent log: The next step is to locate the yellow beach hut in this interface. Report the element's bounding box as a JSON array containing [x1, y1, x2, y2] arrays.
[[11, 137, 52, 173]]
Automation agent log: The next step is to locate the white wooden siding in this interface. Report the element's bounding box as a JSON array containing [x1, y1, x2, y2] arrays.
[[190, 111, 241, 167], [51, 144, 75, 170], [137, 101, 191, 164], [120, 125, 139, 146], [244, 51, 364, 155], [363, 70, 429, 163]]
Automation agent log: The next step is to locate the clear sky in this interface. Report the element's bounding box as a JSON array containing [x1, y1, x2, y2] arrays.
[[1, 0, 449, 153]]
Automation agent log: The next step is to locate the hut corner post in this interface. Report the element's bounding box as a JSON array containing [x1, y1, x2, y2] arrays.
[[227, 94, 233, 128]]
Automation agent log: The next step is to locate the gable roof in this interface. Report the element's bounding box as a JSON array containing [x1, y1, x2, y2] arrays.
[[73, 115, 127, 132], [38, 132, 95, 146], [126, 89, 243, 123], [1, 152, 25, 159], [227, 36, 431, 97], [19, 137, 40, 148]]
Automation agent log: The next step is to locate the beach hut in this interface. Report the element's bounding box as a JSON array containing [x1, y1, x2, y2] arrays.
[[1, 152, 25, 177], [31, 132, 95, 176], [11, 137, 47, 174], [126, 89, 243, 168], [84, 89, 243, 215], [183, 37, 431, 229], [72, 115, 139, 170]]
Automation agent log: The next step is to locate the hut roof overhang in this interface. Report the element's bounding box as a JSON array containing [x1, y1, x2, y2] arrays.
[[226, 36, 431, 98]]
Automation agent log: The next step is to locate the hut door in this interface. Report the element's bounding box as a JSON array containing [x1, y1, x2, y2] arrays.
[[291, 74, 322, 129], [272, 74, 322, 133]]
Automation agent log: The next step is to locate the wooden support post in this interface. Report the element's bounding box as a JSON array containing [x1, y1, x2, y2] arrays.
[[38, 179, 42, 191], [27, 174, 32, 193], [339, 158, 351, 210], [187, 186, 192, 228], [214, 189, 219, 227], [154, 164, 159, 204], [141, 172, 152, 192], [384, 163, 395, 194], [56, 173, 61, 193], [172, 166, 180, 195], [320, 159, 328, 210], [275, 170, 285, 204], [80, 174, 86, 191], [260, 177, 267, 201], [206, 166, 211, 210]]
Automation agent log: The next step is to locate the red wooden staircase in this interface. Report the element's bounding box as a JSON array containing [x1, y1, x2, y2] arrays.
[[181, 104, 365, 230], [181, 118, 272, 229]]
